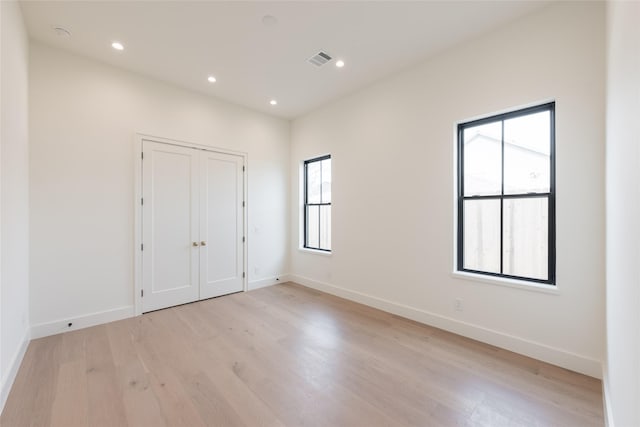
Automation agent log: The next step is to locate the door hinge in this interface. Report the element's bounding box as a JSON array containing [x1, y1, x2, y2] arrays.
[[242, 165, 245, 172], [242, 236, 245, 243], [141, 243, 144, 251], [141, 152, 144, 160], [141, 198, 144, 205], [242, 272, 245, 278], [141, 289, 144, 297], [242, 201, 245, 207]]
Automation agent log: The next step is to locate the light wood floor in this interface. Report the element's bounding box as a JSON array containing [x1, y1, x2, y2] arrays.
[[1, 282, 603, 427]]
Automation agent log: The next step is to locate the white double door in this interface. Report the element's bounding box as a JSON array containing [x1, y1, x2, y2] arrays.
[[142, 140, 244, 313]]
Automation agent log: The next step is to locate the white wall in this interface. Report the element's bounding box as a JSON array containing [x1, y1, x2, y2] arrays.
[[29, 43, 290, 333], [605, 1, 640, 425], [0, 0, 30, 410], [290, 2, 605, 377]]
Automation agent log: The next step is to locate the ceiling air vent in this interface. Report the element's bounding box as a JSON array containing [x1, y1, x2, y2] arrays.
[[308, 51, 333, 67]]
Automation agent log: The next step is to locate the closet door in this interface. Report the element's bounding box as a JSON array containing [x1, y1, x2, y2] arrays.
[[199, 151, 244, 299], [142, 141, 200, 312]]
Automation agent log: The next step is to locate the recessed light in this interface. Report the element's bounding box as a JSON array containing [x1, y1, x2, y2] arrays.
[[270, 100, 278, 106], [111, 42, 124, 51], [207, 76, 217, 83], [336, 60, 345, 68]]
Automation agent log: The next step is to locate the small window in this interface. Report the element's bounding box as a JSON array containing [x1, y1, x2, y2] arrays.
[[457, 103, 555, 284], [304, 155, 331, 251]]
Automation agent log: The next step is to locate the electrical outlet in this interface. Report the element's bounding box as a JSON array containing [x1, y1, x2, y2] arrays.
[[454, 298, 463, 312]]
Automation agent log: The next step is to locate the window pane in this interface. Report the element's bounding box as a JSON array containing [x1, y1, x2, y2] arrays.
[[463, 122, 502, 196], [463, 199, 500, 273], [307, 161, 321, 203], [321, 158, 331, 203], [504, 111, 551, 194], [306, 205, 319, 248], [503, 197, 548, 280], [319, 205, 331, 250]]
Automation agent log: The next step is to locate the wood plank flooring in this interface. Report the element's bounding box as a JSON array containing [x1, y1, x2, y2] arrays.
[[1, 282, 603, 426]]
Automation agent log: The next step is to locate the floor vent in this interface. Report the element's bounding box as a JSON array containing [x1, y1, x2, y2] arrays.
[[308, 51, 332, 67]]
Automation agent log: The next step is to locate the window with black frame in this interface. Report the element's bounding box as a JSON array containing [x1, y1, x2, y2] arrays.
[[304, 155, 331, 251], [457, 102, 555, 284]]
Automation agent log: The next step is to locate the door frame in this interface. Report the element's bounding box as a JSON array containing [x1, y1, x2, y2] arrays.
[[133, 133, 248, 316]]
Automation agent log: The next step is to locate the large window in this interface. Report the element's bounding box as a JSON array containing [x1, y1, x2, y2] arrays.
[[304, 155, 331, 251], [457, 103, 555, 284]]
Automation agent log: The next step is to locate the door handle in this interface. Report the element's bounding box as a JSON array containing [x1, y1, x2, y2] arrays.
[[192, 242, 199, 247], [201, 241, 207, 246]]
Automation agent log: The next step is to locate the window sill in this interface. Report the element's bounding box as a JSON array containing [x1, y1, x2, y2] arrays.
[[451, 271, 559, 295], [298, 247, 332, 257]]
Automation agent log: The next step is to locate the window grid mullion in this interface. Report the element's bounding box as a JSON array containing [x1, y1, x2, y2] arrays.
[[462, 192, 552, 200], [500, 119, 505, 275], [319, 159, 324, 250]]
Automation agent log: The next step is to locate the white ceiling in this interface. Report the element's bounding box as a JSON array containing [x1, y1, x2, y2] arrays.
[[21, 1, 550, 119]]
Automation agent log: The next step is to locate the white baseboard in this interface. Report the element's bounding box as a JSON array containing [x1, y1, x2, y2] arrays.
[[30, 305, 134, 340], [290, 274, 602, 379], [248, 274, 291, 291], [602, 366, 615, 427], [1, 327, 30, 413]]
